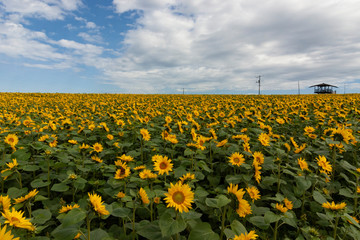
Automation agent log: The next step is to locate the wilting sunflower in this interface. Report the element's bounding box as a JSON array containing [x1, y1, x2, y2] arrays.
[[59, 204, 80, 213], [4, 134, 18, 147], [0, 223, 19, 240], [116, 191, 126, 199], [153, 156, 173, 175], [164, 182, 194, 213], [140, 128, 151, 141], [2, 207, 35, 231], [139, 169, 158, 179], [139, 188, 150, 205], [88, 193, 109, 216], [1, 159, 18, 174], [117, 154, 134, 162], [233, 230, 258, 240], [229, 152, 245, 167]]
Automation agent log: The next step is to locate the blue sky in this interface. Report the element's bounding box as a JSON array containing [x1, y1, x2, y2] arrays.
[[0, 0, 360, 94]]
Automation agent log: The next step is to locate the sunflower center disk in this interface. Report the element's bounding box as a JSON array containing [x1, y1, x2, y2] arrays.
[[172, 191, 185, 204], [159, 162, 167, 169]]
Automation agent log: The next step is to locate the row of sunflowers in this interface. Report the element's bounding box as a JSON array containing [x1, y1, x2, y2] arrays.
[[0, 93, 359, 240]]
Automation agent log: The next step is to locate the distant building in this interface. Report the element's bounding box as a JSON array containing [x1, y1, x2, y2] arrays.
[[309, 83, 338, 94]]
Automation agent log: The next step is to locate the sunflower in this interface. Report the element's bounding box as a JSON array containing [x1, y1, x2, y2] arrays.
[[114, 166, 131, 180], [246, 186, 260, 201], [59, 204, 80, 213], [0, 195, 11, 212], [14, 189, 38, 204], [236, 198, 252, 217], [92, 143, 103, 153], [139, 188, 150, 205], [140, 128, 151, 141], [116, 192, 126, 199], [252, 152, 264, 165], [179, 173, 195, 183], [0, 223, 19, 240], [164, 182, 194, 213], [304, 126, 315, 134], [91, 155, 103, 163], [283, 198, 293, 210], [233, 230, 258, 240], [117, 154, 134, 162], [229, 152, 245, 167], [254, 163, 262, 183], [297, 157, 309, 171], [88, 193, 109, 216], [1, 159, 18, 174], [2, 207, 35, 231], [243, 142, 251, 153], [227, 183, 245, 200], [275, 203, 288, 213], [216, 139, 228, 147], [139, 169, 158, 179], [258, 133, 270, 146], [322, 201, 346, 210], [316, 155, 332, 174], [153, 156, 173, 175], [4, 134, 18, 147]]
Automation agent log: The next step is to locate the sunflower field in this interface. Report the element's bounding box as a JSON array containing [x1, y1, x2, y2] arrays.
[[0, 93, 360, 240]]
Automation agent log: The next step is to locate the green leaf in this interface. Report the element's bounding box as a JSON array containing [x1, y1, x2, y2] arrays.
[[111, 207, 131, 218], [32, 209, 52, 224], [230, 220, 247, 236], [7, 187, 28, 198], [343, 213, 360, 229], [159, 212, 186, 237], [264, 211, 281, 224], [248, 216, 270, 230], [339, 188, 354, 198], [31, 178, 50, 188], [188, 222, 220, 240], [313, 191, 327, 204], [137, 221, 167, 240], [205, 198, 218, 208], [51, 226, 79, 240], [51, 183, 69, 192], [90, 228, 110, 240], [22, 164, 40, 171], [295, 176, 312, 193], [60, 208, 86, 227], [197, 161, 212, 173]]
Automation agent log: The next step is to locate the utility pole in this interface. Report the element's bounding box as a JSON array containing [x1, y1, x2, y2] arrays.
[[183, 88, 184, 95], [298, 80, 300, 95], [256, 75, 261, 95]]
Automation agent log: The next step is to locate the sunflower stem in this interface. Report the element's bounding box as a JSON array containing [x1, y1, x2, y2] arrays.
[[276, 159, 281, 193], [333, 215, 340, 239], [273, 219, 279, 240], [87, 214, 92, 240], [220, 206, 227, 240]]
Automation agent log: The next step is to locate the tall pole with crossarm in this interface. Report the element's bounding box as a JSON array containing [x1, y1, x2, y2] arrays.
[[256, 75, 261, 95]]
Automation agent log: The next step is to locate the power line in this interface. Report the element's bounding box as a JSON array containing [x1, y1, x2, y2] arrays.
[[256, 75, 261, 95]]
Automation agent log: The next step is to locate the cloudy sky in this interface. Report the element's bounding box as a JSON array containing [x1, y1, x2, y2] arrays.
[[0, 0, 359, 94]]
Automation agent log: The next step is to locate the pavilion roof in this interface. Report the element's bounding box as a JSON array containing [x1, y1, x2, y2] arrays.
[[309, 83, 338, 88]]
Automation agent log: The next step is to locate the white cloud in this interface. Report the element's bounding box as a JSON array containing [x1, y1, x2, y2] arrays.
[[86, 21, 96, 29], [104, 0, 360, 92], [0, 21, 67, 61], [0, 0, 82, 21], [78, 32, 103, 43]]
